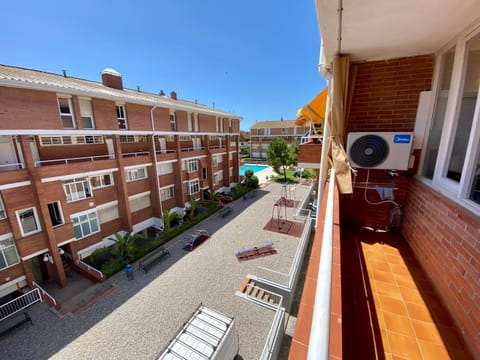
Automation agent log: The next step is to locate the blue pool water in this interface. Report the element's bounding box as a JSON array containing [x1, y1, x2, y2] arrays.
[[239, 164, 269, 176]]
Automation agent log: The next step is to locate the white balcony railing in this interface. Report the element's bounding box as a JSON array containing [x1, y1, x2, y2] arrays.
[[307, 168, 336, 360], [0, 288, 41, 322], [34, 154, 113, 167]]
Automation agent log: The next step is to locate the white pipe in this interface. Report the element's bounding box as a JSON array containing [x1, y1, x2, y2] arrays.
[[315, 78, 332, 225], [150, 106, 163, 216], [307, 168, 335, 360]]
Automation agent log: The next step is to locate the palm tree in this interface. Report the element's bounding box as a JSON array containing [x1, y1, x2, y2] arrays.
[[209, 190, 223, 202], [162, 208, 178, 232], [111, 232, 142, 264], [188, 198, 200, 221]]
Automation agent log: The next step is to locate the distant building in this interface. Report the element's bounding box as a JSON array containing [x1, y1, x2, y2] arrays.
[[239, 130, 250, 147], [250, 120, 307, 159]]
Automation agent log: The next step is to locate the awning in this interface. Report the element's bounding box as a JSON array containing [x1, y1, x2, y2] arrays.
[[295, 87, 328, 128]]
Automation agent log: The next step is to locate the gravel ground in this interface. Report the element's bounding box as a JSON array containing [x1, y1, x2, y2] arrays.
[[0, 181, 309, 360]]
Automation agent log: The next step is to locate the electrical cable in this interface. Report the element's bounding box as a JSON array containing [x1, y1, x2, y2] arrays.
[[363, 169, 399, 206]]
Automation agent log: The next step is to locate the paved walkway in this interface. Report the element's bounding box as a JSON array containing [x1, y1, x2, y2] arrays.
[[0, 181, 310, 360]]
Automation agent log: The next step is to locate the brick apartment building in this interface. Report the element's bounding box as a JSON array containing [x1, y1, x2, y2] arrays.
[[0, 65, 241, 299], [250, 120, 308, 159]]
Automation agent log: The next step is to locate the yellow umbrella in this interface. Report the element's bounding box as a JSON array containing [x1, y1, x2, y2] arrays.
[[295, 87, 328, 129]]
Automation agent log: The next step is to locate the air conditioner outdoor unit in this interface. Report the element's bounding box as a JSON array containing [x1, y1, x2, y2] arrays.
[[346, 132, 413, 170]]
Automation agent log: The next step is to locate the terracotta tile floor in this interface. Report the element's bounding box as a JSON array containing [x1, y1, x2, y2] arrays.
[[341, 226, 471, 359]]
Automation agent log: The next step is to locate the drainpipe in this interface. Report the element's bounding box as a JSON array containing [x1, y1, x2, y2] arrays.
[[150, 105, 163, 217]]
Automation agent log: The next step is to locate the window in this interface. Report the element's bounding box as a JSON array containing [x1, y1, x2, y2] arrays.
[[98, 204, 119, 224], [187, 159, 199, 173], [170, 113, 176, 131], [0, 234, 20, 270], [216, 117, 223, 132], [40, 135, 103, 146], [79, 98, 95, 129], [72, 210, 99, 239], [202, 168, 208, 179], [180, 135, 191, 141], [265, 128, 271, 136], [187, 113, 193, 131], [229, 167, 233, 177], [16, 207, 41, 236], [57, 97, 75, 129], [160, 186, 175, 201], [166, 135, 175, 142], [213, 155, 222, 167], [189, 179, 200, 195], [157, 162, 173, 175], [116, 105, 127, 129], [421, 30, 480, 210], [194, 113, 199, 131], [126, 167, 147, 181], [129, 192, 151, 212], [214, 171, 223, 185], [47, 202, 64, 227], [0, 195, 6, 220], [229, 118, 232, 133], [90, 174, 113, 189], [64, 178, 92, 202]]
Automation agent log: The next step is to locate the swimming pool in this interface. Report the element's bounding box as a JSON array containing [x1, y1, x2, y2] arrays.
[[239, 164, 269, 176]]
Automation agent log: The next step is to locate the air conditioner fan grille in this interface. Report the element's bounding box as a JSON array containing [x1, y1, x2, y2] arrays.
[[350, 135, 389, 168]]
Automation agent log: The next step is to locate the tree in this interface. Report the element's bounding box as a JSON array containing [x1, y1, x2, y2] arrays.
[[243, 169, 259, 189], [267, 137, 292, 182], [162, 208, 178, 232], [111, 232, 142, 264], [290, 141, 299, 167], [187, 198, 200, 221]]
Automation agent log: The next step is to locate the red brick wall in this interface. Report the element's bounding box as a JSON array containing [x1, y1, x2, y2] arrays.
[[403, 180, 480, 356], [0, 87, 61, 129], [348, 55, 434, 133], [342, 55, 434, 228]]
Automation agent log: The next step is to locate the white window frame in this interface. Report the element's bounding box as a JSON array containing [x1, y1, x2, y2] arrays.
[[63, 177, 92, 202], [419, 25, 480, 214], [126, 167, 147, 182], [170, 111, 176, 131], [79, 97, 95, 129], [116, 104, 128, 130], [40, 135, 104, 146], [214, 171, 223, 185], [187, 112, 193, 132], [160, 185, 175, 201], [157, 162, 174, 176], [71, 209, 100, 240], [47, 201, 64, 227], [57, 97, 76, 129], [194, 113, 199, 131], [16, 207, 41, 237], [187, 159, 199, 173], [90, 173, 113, 189], [188, 179, 200, 195], [0, 233, 20, 269], [0, 195, 6, 220]]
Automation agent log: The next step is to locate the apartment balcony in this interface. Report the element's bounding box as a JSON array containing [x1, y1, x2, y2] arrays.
[[34, 156, 118, 179], [122, 151, 152, 167], [155, 148, 177, 162], [0, 165, 29, 186], [298, 142, 322, 169], [289, 174, 471, 359], [208, 144, 227, 154], [179, 146, 206, 158]]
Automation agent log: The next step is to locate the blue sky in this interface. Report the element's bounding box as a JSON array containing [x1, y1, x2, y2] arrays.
[[1, 1, 326, 131]]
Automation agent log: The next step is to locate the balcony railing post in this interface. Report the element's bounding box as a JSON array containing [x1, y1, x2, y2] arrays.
[[307, 168, 335, 360]]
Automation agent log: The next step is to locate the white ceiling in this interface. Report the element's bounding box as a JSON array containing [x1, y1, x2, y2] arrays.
[[316, 0, 480, 65]]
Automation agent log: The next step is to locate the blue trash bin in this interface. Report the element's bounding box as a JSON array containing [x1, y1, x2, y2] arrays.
[[125, 264, 134, 280]]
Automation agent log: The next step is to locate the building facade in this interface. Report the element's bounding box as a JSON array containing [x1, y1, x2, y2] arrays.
[[0, 65, 241, 298], [249, 120, 307, 159]]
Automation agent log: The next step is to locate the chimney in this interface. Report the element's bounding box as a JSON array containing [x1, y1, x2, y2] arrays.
[[101, 68, 123, 90], [159, 90, 165, 96], [170, 91, 177, 100]]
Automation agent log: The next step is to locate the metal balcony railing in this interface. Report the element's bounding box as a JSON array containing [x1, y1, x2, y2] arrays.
[[0, 288, 42, 322], [34, 154, 113, 167]]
